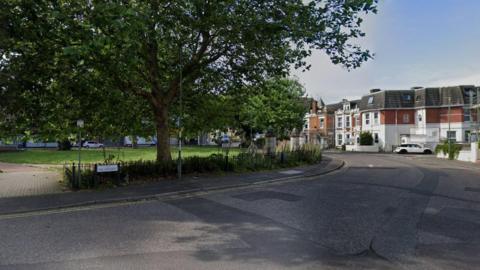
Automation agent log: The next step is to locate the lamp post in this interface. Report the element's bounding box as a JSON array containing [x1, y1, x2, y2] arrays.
[[77, 119, 84, 188], [177, 44, 183, 180], [447, 97, 452, 158]]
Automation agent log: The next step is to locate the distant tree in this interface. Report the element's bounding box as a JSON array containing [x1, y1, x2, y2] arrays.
[[1, 0, 377, 161], [240, 77, 308, 139]]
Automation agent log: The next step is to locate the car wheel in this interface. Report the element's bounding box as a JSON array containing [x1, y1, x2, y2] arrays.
[[424, 149, 432, 154], [399, 149, 407, 154]]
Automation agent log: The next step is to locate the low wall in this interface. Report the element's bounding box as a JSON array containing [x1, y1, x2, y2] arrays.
[[345, 145, 379, 152]]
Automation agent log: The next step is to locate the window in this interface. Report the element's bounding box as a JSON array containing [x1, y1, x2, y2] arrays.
[[368, 96, 374, 104], [320, 118, 324, 128], [373, 112, 379, 124], [447, 131, 456, 142], [374, 133, 379, 143], [337, 134, 343, 145], [402, 94, 412, 101], [346, 134, 351, 144], [464, 112, 471, 122], [356, 136, 360, 144], [355, 116, 360, 127], [337, 117, 342, 128], [465, 130, 471, 142], [365, 113, 370, 125], [346, 116, 351, 127], [403, 113, 410, 123], [418, 113, 423, 123]]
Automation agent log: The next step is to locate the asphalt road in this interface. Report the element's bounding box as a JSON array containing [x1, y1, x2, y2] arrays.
[[0, 153, 479, 270]]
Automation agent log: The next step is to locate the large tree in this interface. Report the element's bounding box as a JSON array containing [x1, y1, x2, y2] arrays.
[[240, 77, 308, 139], [1, 0, 377, 161]]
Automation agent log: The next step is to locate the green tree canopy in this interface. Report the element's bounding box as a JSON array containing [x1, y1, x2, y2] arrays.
[[1, 0, 377, 161], [240, 77, 308, 139]]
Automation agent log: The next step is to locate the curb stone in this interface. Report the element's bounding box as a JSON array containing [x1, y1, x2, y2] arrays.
[[0, 159, 345, 218]]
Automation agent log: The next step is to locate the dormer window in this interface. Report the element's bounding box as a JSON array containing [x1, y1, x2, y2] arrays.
[[402, 94, 412, 101], [367, 96, 374, 104]]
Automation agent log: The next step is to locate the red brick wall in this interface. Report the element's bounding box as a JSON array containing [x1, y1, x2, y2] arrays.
[[308, 116, 319, 129], [426, 107, 463, 123], [381, 110, 415, 124]]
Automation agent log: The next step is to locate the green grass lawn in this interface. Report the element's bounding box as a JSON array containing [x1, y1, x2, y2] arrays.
[[0, 146, 241, 164]]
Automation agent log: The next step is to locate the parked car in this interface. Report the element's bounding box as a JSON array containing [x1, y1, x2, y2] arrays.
[[394, 144, 432, 154], [82, 141, 104, 148]]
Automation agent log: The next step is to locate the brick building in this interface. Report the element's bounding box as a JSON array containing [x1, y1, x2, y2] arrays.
[[358, 86, 480, 151]]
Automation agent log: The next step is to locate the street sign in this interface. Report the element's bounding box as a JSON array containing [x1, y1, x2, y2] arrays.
[[96, 164, 119, 173]]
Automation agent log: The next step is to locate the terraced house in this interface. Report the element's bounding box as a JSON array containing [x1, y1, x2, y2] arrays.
[[358, 86, 480, 151], [304, 98, 341, 148], [334, 99, 361, 147]]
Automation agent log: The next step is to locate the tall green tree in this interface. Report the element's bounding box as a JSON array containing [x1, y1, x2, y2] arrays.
[[240, 77, 308, 139], [1, 0, 377, 161]]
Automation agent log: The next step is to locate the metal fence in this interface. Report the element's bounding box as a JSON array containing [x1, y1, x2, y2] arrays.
[[63, 146, 322, 190]]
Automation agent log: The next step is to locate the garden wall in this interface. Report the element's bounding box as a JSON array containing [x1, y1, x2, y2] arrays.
[[345, 145, 379, 152]]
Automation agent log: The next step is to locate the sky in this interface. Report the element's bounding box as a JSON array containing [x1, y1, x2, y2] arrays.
[[293, 0, 480, 103]]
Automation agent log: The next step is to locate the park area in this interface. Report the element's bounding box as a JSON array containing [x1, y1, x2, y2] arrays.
[[0, 146, 241, 165]]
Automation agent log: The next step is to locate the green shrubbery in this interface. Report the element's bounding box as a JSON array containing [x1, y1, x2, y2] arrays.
[[359, 132, 373, 145], [434, 141, 463, 160], [65, 144, 322, 189]]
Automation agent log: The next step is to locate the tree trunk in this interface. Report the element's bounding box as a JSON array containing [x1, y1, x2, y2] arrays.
[[154, 104, 172, 162]]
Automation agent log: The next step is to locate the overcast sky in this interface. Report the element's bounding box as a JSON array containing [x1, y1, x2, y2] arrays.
[[293, 0, 480, 103]]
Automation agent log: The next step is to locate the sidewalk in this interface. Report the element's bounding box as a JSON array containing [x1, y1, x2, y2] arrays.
[[0, 162, 63, 198], [0, 156, 343, 216]]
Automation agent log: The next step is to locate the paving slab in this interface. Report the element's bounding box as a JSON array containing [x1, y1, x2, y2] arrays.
[[0, 163, 63, 198]]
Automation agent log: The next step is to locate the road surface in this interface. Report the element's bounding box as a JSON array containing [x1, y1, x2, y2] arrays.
[[0, 153, 479, 269]]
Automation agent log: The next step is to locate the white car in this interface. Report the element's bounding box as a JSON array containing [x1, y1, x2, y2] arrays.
[[394, 144, 432, 154], [82, 141, 104, 148]]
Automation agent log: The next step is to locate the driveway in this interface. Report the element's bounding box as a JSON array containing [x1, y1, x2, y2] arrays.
[[0, 163, 63, 198]]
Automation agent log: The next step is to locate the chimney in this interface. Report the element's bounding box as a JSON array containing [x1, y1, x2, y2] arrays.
[[369, 88, 381, 93]]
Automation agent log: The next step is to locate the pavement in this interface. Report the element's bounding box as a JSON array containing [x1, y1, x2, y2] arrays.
[[1, 153, 479, 269], [0, 157, 343, 216], [0, 162, 63, 198]]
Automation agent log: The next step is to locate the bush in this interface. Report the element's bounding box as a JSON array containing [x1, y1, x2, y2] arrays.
[[64, 145, 323, 189], [58, 140, 72, 151], [359, 132, 373, 145], [434, 141, 462, 160]]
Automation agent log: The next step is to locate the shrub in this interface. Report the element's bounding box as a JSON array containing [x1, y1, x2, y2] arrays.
[[434, 141, 462, 160], [359, 132, 373, 145], [58, 140, 72, 151], [64, 145, 322, 189]]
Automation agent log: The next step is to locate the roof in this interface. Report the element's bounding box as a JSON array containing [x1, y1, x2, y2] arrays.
[[325, 102, 343, 113], [359, 90, 415, 110], [359, 86, 478, 111]]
